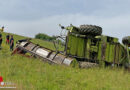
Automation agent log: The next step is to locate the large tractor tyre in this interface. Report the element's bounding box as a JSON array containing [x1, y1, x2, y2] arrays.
[[122, 36, 130, 45], [79, 25, 102, 36]]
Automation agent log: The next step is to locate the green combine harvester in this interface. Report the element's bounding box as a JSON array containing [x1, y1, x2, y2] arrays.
[[13, 24, 130, 68], [59, 24, 130, 68]]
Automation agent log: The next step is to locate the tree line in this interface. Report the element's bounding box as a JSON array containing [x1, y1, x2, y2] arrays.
[[35, 33, 57, 41]]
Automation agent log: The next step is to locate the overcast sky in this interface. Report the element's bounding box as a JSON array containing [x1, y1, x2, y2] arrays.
[[0, 0, 130, 42]]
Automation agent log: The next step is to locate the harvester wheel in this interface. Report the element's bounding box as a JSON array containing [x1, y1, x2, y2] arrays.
[[122, 36, 130, 45], [79, 25, 102, 36]]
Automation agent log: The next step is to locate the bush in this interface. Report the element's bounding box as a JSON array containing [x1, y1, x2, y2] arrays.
[[35, 33, 56, 41]]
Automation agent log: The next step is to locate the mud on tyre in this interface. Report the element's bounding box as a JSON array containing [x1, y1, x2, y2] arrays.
[[79, 25, 102, 36]]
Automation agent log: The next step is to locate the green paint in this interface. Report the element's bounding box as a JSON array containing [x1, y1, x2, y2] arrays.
[[70, 35, 77, 55], [113, 38, 118, 43], [77, 37, 85, 57], [105, 43, 110, 61], [85, 39, 91, 59], [97, 42, 102, 61]]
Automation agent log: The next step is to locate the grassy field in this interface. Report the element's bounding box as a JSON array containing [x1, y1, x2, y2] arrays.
[[0, 32, 130, 90]]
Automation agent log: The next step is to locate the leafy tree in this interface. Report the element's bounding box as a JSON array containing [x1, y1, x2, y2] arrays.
[[35, 33, 56, 41]]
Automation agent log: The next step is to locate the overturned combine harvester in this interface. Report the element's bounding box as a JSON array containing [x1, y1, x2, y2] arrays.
[[12, 24, 130, 68]]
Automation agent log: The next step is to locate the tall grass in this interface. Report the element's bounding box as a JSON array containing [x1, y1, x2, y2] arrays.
[[0, 32, 130, 90]]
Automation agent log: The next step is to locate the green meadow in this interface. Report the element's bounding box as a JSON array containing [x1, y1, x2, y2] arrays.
[[0, 32, 130, 90]]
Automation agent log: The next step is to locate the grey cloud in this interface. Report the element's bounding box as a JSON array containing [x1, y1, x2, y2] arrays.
[[0, 0, 130, 43], [0, 13, 129, 42], [1, 0, 130, 20]]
